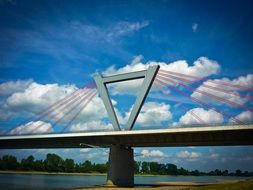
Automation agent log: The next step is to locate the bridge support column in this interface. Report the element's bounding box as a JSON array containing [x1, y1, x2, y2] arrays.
[[106, 145, 134, 187]]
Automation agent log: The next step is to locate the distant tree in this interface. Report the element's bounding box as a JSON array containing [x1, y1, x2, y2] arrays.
[[216, 169, 222, 176], [33, 160, 45, 171], [243, 171, 249, 177], [178, 167, 189, 175], [236, 169, 242, 176], [141, 162, 150, 174], [64, 159, 75, 173], [93, 163, 108, 173], [166, 163, 177, 175], [134, 161, 141, 174], [74, 163, 81, 173], [158, 164, 167, 175], [44, 153, 64, 172], [1, 155, 19, 170], [80, 160, 92, 173], [191, 170, 200, 176], [149, 162, 160, 174], [20, 155, 34, 170], [222, 170, 229, 176]]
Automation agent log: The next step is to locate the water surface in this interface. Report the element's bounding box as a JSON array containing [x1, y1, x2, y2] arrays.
[[0, 173, 251, 190]]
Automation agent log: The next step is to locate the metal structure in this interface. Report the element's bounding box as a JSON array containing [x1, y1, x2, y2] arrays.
[[94, 65, 160, 131], [0, 125, 253, 149]]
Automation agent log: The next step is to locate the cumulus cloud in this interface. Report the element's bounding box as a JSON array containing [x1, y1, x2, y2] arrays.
[[191, 74, 252, 106], [123, 102, 172, 127], [177, 150, 202, 159], [230, 111, 253, 124], [103, 56, 220, 95], [105, 56, 220, 77], [0, 79, 33, 97], [9, 121, 53, 135], [0, 80, 105, 129], [76, 95, 108, 123], [175, 108, 224, 126], [141, 149, 166, 158], [5, 82, 77, 115], [70, 121, 113, 132], [227, 74, 253, 88]]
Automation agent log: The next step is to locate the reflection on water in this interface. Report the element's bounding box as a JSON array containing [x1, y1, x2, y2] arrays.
[[0, 173, 251, 190]]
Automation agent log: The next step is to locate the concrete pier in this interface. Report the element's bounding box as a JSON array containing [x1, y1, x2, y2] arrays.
[[106, 145, 134, 187]]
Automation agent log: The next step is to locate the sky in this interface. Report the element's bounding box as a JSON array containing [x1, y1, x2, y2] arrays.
[[0, 0, 253, 172]]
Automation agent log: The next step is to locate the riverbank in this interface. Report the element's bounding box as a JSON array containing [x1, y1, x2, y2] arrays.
[[74, 179, 253, 190]]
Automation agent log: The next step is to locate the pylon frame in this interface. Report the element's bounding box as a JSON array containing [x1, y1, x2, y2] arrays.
[[93, 65, 160, 131]]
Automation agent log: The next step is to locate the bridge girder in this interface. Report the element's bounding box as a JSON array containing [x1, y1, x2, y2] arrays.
[[0, 125, 252, 149]]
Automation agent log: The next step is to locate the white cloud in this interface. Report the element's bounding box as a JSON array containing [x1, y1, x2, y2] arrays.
[[80, 148, 91, 153], [0, 79, 33, 97], [104, 56, 220, 77], [227, 74, 253, 88], [71, 20, 149, 43], [177, 150, 202, 159], [141, 149, 166, 158], [176, 108, 224, 126], [58, 20, 149, 62], [76, 95, 108, 123], [0, 80, 105, 132], [230, 111, 253, 124], [5, 82, 77, 115], [103, 56, 220, 95], [136, 102, 172, 126], [107, 21, 149, 40], [70, 121, 113, 132], [123, 102, 172, 127], [210, 153, 219, 159], [191, 74, 252, 106], [9, 120, 53, 135], [0, 79, 116, 134], [192, 23, 198, 32]]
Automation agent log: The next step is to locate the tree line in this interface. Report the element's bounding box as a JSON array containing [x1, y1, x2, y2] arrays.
[[134, 161, 253, 176], [0, 154, 108, 173], [0, 154, 252, 176]]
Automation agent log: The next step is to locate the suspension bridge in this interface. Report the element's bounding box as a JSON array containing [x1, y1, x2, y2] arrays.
[[0, 65, 253, 186]]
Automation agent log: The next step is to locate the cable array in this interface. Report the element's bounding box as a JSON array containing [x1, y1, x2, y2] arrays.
[[155, 69, 253, 126], [5, 82, 97, 135]]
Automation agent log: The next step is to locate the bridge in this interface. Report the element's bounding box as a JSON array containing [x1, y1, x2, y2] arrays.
[[0, 66, 253, 186]]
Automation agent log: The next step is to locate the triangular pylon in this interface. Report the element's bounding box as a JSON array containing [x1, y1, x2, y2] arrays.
[[94, 65, 160, 131]]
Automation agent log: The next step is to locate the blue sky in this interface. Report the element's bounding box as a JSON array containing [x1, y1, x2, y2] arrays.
[[0, 0, 253, 172]]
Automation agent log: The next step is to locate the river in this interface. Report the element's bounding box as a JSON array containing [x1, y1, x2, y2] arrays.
[[0, 173, 251, 190]]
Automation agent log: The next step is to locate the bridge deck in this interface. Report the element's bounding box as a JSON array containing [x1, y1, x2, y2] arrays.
[[0, 125, 252, 149]]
